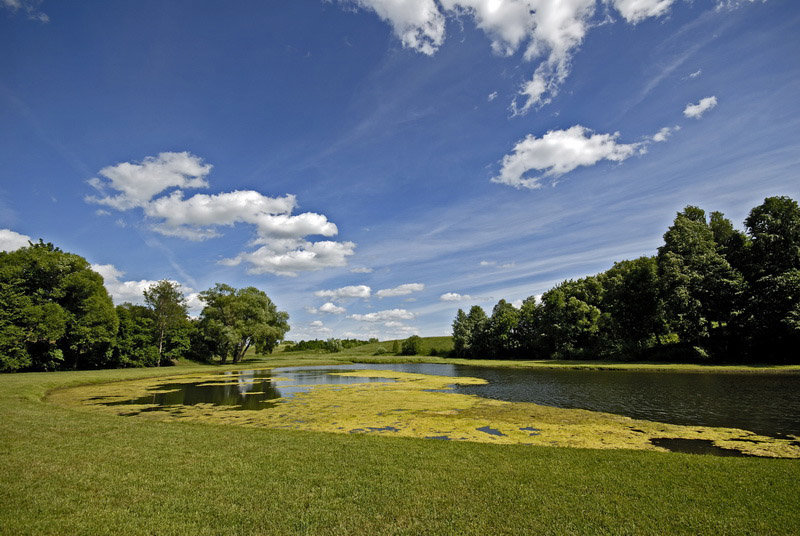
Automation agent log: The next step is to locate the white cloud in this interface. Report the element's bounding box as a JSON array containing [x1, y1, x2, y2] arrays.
[[86, 152, 355, 276], [440, 292, 475, 302], [221, 240, 356, 277], [683, 96, 718, 118], [308, 320, 333, 335], [375, 283, 425, 298], [350, 266, 374, 273], [308, 302, 347, 315], [86, 152, 212, 210], [651, 125, 680, 142], [487, 91, 498, 102], [342, 1, 752, 114], [349, 308, 415, 322], [479, 260, 496, 266], [500, 262, 516, 269], [0, 229, 32, 251], [688, 68, 702, 79], [2, 0, 48, 22], [611, 0, 676, 24], [314, 285, 372, 300], [346, 0, 445, 55], [92, 263, 204, 315], [492, 125, 643, 189]]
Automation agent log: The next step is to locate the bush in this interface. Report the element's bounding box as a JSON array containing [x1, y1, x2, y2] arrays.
[[372, 346, 388, 356], [401, 335, 423, 356]]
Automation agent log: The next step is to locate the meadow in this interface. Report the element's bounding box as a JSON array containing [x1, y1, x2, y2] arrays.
[[2, 341, 800, 535]]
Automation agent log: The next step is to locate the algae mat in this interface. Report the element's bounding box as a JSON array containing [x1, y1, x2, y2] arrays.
[[49, 368, 800, 458]]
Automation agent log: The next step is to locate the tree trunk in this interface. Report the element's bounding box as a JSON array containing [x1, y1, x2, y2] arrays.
[[157, 326, 164, 367]]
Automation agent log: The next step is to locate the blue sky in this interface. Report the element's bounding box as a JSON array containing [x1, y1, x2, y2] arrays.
[[1, 0, 798, 341]]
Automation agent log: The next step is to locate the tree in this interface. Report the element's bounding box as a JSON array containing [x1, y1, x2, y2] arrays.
[[486, 299, 520, 358], [0, 241, 118, 371], [198, 284, 289, 364], [143, 280, 188, 367], [738, 197, 800, 359], [601, 256, 665, 352], [465, 305, 489, 358], [112, 303, 159, 367], [744, 196, 800, 278], [401, 335, 422, 356], [657, 207, 743, 348], [391, 339, 400, 354], [451, 309, 470, 358]]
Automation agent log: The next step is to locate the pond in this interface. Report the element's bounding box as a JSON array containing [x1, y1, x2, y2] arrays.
[[112, 363, 800, 438]]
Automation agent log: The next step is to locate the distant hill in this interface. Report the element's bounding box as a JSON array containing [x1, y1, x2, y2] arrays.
[[342, 336, 453, 356]]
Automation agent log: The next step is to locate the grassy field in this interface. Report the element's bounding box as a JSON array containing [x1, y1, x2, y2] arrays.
[[2, 347, 800, 535]]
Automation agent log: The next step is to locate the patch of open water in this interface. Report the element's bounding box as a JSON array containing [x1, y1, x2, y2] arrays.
[[103, 363, 800, 448]]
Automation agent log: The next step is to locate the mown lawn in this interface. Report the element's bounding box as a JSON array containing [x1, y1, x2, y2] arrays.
[[2, 356, 799, 535]]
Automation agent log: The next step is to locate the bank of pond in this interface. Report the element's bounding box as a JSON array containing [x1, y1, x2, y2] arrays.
[[50, 362, 800, 459]]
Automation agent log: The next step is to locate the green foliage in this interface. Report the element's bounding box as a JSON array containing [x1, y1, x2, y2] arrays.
[[400, 335, 423, 355], [143, 280, 189, 366], [0, 241, 118, 371], [197, 284, 289, 364], [391, 340, 400, 354], [283, 338, 369, 353], [451, 196, 800, 363]]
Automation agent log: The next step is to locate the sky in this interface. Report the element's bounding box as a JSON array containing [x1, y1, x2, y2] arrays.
[[1, 0, 799, 341]]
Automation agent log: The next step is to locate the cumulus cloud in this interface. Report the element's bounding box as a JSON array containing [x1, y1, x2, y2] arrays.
[[688, 68, 702, 79], [308, 302, 347, 315], [308, 320, 333, 335], [86, 152, 212, 210], [349, 309, 416, 322], [611, 0, 676, 23], [375, 283, 424, 298], [683, 96, 718, 118], [343, 1, 690, 114], [440, 292, 474, 302], [221, 240, 355, 277], [346, 0, 445, 55], [314, 285, 372, 300], [0, 229, 32, 251], [86, 152, 354, 276], [492, 125, 643, 189], [92, 263, 205, 315]]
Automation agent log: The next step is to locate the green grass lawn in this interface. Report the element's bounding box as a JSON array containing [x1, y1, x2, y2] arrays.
[[2, 351, 799, 535]]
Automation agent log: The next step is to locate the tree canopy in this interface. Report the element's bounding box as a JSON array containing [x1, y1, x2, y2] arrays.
[[197, 284, 290, 364], [451, 196, 800, 363]]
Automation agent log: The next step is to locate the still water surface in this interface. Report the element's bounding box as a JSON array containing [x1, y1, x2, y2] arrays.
[[115, 363, 800, 437]]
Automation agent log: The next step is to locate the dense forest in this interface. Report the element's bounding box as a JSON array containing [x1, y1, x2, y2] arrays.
[[452, 196, 800, 363], [0, 243, 289, 372]]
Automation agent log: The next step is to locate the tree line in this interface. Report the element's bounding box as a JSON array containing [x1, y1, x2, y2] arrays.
[[283, 338, 375, 353], [452, 196, 800, 363], [0, 242, 289, 372]]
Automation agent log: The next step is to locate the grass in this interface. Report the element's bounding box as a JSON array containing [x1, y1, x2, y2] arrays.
[[2, 347, 800, 534]]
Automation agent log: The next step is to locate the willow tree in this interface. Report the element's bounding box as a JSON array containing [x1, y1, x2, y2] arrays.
[[198, 284, 289, 364]]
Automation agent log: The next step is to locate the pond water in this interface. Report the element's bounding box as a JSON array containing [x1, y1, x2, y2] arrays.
[[109, 363, 800, 438]]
